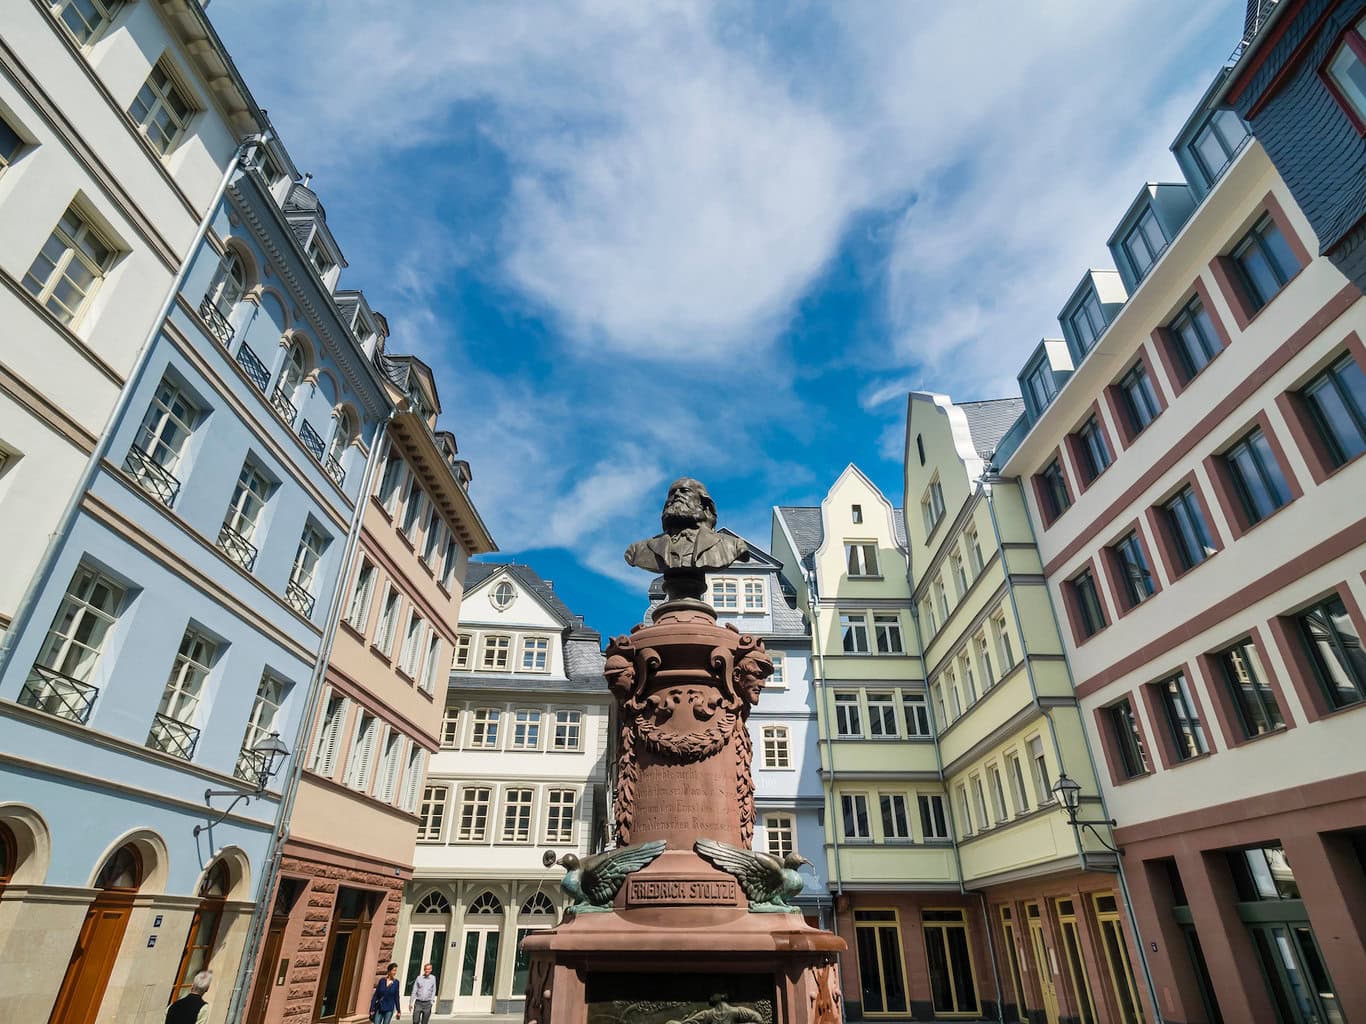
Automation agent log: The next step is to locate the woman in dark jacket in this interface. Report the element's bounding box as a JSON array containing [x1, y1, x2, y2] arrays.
[[371, 962, 402, 1023]]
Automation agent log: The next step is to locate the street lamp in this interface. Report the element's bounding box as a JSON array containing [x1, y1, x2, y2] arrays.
[[194, 732, 291, 838], [1051, 772, 1122, 854]]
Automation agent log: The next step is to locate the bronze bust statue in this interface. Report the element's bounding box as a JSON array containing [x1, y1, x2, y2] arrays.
[[624, 478, 749, 572]]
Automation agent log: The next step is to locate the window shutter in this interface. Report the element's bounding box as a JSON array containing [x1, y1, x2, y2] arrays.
[[309, 686, 333, 771], [359, 722, 383, 792], [379, 734, 402, 802], [404, 749, 428, 812], [319, 695, 350, 778], [342, 711, 368, 786], [374, 589, 392, 651]]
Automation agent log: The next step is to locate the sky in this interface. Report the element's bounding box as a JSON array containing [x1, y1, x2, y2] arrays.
[[209, 1, 1247, 638]]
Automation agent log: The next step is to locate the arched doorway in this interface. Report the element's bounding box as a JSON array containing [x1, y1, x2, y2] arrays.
[[404, 890, 451, 999], [0, 822, 16, 897], [169, 859, 230, 1004], [48, 843, 144, 1024], [454, 890, 503, 1013], [513, 891, 557, 1001]]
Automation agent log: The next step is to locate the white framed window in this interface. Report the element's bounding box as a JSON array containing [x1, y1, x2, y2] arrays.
[[918, 794, 950, 840], [400, 478, 425, 537], [309, 691, 349, 777], [761, 725, 791, 769], [480, 634, 511, 670], [975, 633, 995, 689], [274, 338, 307, 405], [846, 542, 880, 578], [346, 561, 376, 631], [220, 460, 271, 550], [553, 709, 583, 750], [851, 504, 863, 524], [1006, 751, 1031, 814], [420, 633, 442, 693], [949, 550, 968, 598], [711, 578, 738, 611], [326, 407, 353, 469], [958, 652, 977, 705], [769, 652, 786, 688], [921, 598, 937, 637], [992, 612, 1015, 671], [470, 708, 500, 749], [946, 669, 962, 719], [545, 789, 576, 844], [453, 633, 473, 669], [921, 477, 946, 533], [965, 525, 985, 575], [421, 508, 443, 565], [1027, 735, 1052, 805], [457, 786, 492, 842], [374, 729, 402, 802], [399, 612, 425, 677], [373, 587, 400, 654], [956, 784, 973, 835], [34, 565, 125, 684], [988, 764, 1009, 824], [128, 376, 199, 505], [840, 612, 869, 654], [902, 692, 929, 737], [440, 535, 462, 590], [521, 636, 550, 672], [129, 60, 196, 157], [511, 709, 542, 749], [764, 814, 796, 858], [50, 0, 123, 45], [834, 692, 861, 737], [23, 204, 117, 327], [841, 793, 871, 840], [934, 577, 949, 621], [879, 793, 911, 840], [742, 577, 766, 611], [440, 707, 460, 748], [491, 580, 516, 610], [206, 251, 246, 319], [418, 785, 448, 842], [148, 628, 217, 759], [287, 525, 327, 614], [971, 774, 990, 831], [874, 613, 904, 654], [236, 671, 287, 782], [343, 713, 378, 791], [307, 236, 334, 278], [502, 787, 534, 843], [377, 446, 405, 514], [930, 681, 947, 730], [867, 692, 897, 737]]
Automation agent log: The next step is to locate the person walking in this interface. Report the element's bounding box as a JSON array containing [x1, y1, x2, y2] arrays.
[[165, 970, 212, 1024], [370, 961, 402, 1023], [411, 962, 437, 1024]]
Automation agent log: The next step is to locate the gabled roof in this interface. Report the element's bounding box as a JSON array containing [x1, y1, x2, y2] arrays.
[[465, 562, 580, 629], [958, 398, 1026, 461], [775, 506, 823, 564]]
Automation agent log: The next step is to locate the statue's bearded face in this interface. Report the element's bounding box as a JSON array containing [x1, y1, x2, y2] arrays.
[[662, 478, 713, 530]]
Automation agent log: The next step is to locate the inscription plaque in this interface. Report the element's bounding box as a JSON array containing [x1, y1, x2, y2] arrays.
[[586, 973, 772, 1024], [626, 878, 738, 907]]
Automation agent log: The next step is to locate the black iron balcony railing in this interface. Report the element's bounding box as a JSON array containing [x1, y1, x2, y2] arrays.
[[198, 294, 234, 346], [18, 664, 98, 724], [299, 420, 325, 460], [123, 444, 181, 508], [236, 341, 271, 393], [147, 712, 200, 760], [216, 522, 259, 572], [270, 384, 297, 426], [285, 579, 316, 618], [324, 453, 346, 487]]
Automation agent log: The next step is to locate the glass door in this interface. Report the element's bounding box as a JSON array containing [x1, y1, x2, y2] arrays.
[[404, 927, 447, 1000], [1025, 903, 1061, 1024], [1249, 923, 1344, 1024], [454, 927, 501, 1012]]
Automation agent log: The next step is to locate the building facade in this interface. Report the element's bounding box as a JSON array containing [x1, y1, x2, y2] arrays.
[[244, 354, 494, 1024], [999, 68, 1366, 1024], [398, 563, 609, 1018], [906, 393, 1145, 1024]]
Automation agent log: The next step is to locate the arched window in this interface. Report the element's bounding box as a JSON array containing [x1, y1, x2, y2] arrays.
[[327, 407, 353, 464], [209, 252, 247, 316], [95, 843, 143, 891], [0, 822, 16, 895], [172, 859, 230, 1001], [276, 339, 307, 398], [468, 891, 502, 915], [416, 891, 452, 915], [520, 892, 555, 917]]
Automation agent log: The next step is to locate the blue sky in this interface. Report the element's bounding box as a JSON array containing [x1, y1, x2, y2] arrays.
[[210, 1, 1246, 636]]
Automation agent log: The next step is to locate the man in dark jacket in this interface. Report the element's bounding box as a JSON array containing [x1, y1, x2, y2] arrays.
[[166, 969, 212, 1024]]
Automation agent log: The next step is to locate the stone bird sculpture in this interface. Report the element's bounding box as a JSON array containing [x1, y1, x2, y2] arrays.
[[694, 838, 809, 913], [556, 840, 667, 914]]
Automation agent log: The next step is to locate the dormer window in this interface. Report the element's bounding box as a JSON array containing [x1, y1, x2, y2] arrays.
[[307, 238, 333, 277], [1024, 360, 1055, 415], [1122, 208, 1168, 282], [1192, 109, 1248, 184], [1068, 291, 1106, 355]]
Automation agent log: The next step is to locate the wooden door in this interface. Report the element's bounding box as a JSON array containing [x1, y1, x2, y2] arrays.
[[1025, 903, 1061, 1024], [47, 894, 134, 1024], [244, 918, 287, 1024]]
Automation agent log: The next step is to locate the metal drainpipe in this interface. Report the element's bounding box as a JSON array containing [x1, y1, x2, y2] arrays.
[[223, 408, 393, 1022], [0, 133, 263, 675], [908, 599, 1004, 1024], [1009, 477, 1166, 1024]]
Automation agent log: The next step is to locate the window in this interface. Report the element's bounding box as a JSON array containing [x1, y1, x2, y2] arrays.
[[958, 652, 977, 705], [1027, 736, 1051, 805], [342, 713, 378, 790], [742, 577, 766, 611], [1040, 458, 1071, 519], [1119, 362, 1161, 435], [491, 580, 515, 609], [854, 909, 909, 1014], [950, 550, 968, 597], [922, 478, 946, 533], [400, 479, 425, 537], [902, 693, 929, 737], [1164, 486, 1217, 571], [1070, 568, 1107, 638], [1217, 638, 1285, 737], [991, 613, 1014, 671], [974, 633, 995, 688], [440, 707, 460, 748], [440, 534, 462, 590], [1302, 354, 1366, 468], [502, 788, 534, 843], [236, 672, 287, 783], [1076, 415, 1111, 481], [1005, 752, 1030, 814], [711, 577, 738, 610], [553, 710, 583, 750], [50, 0, 123, 45], [987, 765, 1009, 823], [1224, 428, 1292, 525], [841, 793, 871, 839], [930, 682, 947, 730], [1070, 290, 1107, 354], [307, 237, 334, 277], [956, 784, 973, 834], [934, 578, 949, 621], [834, 692, 861, 737], [1024, 361, 1056, 413], [1230, 845, 1301, 902], [545, 790, 576, 844], [326, 408, 352, 477], [23, 205, 117, 326], [0, 113, 22, 175], [846, 542, 880, 577], [399, 613, 425, 677], [378, 447, 405, 514], [1123, 207, 1168, 280], [921, 598, 937, 637], [1232, 215, 1301, 311], [851, 504, 864, 524], [874, 614, 904, 654], [841, 613, 869, 654], [1192, 108, 1248, 182], [965, 526, 984, 575], [1298, 595, 1366, 709], [1107, 699, 1149, 779], [918, 794, 949, 839], [218, 461, 271, 568], [309, 693, 348, 777], [419, 509, 443, 567], [418, 786, 447, 842], [129, 61, 195, 157], [1157, 673, 1208, 760], [32, 566, 125, 689], [374, 729, 402, 803], [769, 652, 786, 688], [128, 377, 199, 506], [457, 787, 492, 842], [470, 708, 500, 748], [287, 525, 327, 616], [971, 775, 990, 830], [420, 634, 442, 694], [923, 910, 980, 1015], [346, 561, 376, 630], [764, 815, 795, 859], [866, 692, 897, 737], [1112, 531, 1155, 608], [511, 709, 541, 749], [149, 628, 217, 758], [480, 634, 511, 671], [1169, 296, 1221, 379], [880, 793, 911, 840], [762, 726, 791, 768], [453, 633, 472, 669], [1055, 898, 1100, 1024], [521, 636, 550, 672]]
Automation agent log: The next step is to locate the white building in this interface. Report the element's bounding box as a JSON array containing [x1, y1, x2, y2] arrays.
[[398, 563, 609, 1017]]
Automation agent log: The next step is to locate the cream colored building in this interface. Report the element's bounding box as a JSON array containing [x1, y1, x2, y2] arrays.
[[399, 563, 609, 1018]]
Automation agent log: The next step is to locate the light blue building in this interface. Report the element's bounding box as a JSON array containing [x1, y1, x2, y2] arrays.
[[0, 136, 393, 1022]]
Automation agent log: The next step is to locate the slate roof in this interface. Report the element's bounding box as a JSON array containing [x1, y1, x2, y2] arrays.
[[464, 562, 580, 628], [958, 398, 1026, 462]]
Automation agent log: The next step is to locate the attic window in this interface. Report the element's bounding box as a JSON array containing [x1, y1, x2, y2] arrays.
[[307, 237, 333, 276], [851, 504, 863, 524], [491, 581, 515, 610], [916, 435, 926, 466], [354, 317, 372, 344]]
